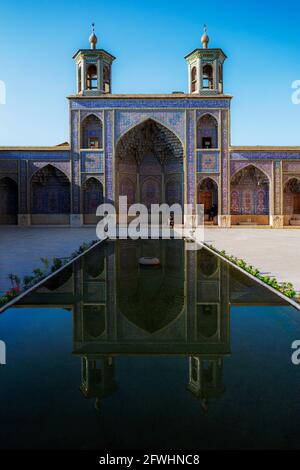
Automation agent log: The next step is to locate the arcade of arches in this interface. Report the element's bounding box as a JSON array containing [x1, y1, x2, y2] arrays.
[[30, 167, 105, 226], [1, 159, 300, 227], [115, 119, 184, 214]]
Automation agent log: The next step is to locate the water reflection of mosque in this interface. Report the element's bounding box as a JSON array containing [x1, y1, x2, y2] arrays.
[[16, 240, 285, 412]]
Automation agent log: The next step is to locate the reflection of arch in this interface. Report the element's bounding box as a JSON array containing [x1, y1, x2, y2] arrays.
[[81, 114, 103, 149], [44, 265, 73, 291], [0, 177, 18, 224], [230, 165, 270, 226], [83, 305, 106, 339], [117, 240, 185, 334], [197, 114, 218, 149], [197, 305, 218, 338], [31, 165, 70, 225], [115, 119, 184, 211], [198, 178, 218, 225], [197, 249, 219, 278], [283, 177, 300, 225], [84, 247, 105, 278], [82, 177, 103, 225]]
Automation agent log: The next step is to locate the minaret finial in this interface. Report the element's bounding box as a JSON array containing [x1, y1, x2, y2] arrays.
[[201, 24, 209, 49], [89, 22, 98, 50]]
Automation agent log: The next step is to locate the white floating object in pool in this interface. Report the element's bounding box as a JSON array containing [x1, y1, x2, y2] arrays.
[[139, 257, 160, 266]]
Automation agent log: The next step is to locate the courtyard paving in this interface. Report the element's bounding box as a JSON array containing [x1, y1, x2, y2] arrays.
[[204, 228, 300, 293], [0, 227, 96, 294]]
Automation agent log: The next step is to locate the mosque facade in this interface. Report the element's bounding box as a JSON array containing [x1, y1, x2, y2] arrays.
[[1, 26, 300, 228]]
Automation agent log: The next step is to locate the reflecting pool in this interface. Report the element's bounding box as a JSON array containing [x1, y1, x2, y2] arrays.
[[1, 239, 300, 449]]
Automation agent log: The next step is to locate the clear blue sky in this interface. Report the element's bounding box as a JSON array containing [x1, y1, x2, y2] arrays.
[[0, 0, 300, 146]]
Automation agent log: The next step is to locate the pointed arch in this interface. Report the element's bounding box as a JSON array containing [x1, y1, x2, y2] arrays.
[[116, 116, 184, 148], [30, 163, 71, 182], [198, 177, 219, 225], [141, 176, 161, 208], [165, 176, 183, 207], [0, 176, 18, 225], [283, 177, 300, 226], [231, 163, 271, 182], [118, 177, 136, 207], [86, 64, 98, 90], [197, 114, 218, 149], [78, 65, 82, 93], [115, 118, 184, 213], [202, 63, 214, 89], [31, 164, 70, 225], [81, 113, 103, 149], [191, 66, 197, 92], [82, 177, 104, 225], [230, 164, 270, 225], [103, 64, 111, 93]]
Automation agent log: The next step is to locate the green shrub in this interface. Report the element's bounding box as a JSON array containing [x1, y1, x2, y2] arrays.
[[51, 258, 63, 272], [206, 243, 297, 302]]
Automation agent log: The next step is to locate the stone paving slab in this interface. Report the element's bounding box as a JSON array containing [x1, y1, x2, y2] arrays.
[[204, 228, 300, 293], [0, 227, 97, 294]]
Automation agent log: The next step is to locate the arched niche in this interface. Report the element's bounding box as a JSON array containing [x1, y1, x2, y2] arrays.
[[82, 177, 104, 225], [230, 165, 270, 226], [81, 114, 103, 149], [115, 119, 184, 215], [31, 165, 70, 225], [0, 177, 18, 225], [197, 114, 218, 149], [198, 178, 219, 225], [283, 177, 300, 226]]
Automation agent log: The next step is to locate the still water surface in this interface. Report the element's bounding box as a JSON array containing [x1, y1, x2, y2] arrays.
[[0, 239, 300, 450]]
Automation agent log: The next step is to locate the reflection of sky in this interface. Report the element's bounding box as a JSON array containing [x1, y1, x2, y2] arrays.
[[2, 241, 300, 450], [0, 0, 300, 146], [1, 301, 300, 448], [0, 308, 72, 369]]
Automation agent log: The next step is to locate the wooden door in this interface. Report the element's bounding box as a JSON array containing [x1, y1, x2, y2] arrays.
[[293, 194, 300, 213], [199, 191, 212, 213]]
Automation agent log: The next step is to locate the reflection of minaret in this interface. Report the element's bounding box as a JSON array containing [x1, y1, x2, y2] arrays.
[[73, 243, 115, 349], [80, 356, 117, 411], [187, 356, 224, 413], [186, 247, 230, 411]]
